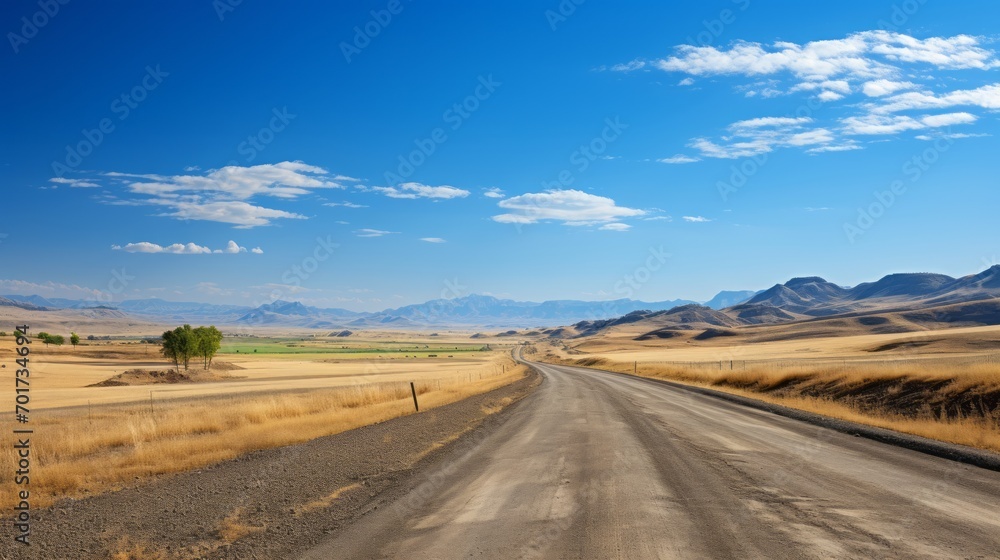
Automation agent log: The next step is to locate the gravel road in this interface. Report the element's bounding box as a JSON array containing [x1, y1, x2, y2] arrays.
[[302, 357, 1000, 559]]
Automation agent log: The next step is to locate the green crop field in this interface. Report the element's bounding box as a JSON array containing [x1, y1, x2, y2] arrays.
[[218, 338, 490, 356]]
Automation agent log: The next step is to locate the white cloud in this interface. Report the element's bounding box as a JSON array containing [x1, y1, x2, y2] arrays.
[[643, 216, 673, 221], [683, 216, 712, 223], [861, 79, 916, 97], [921, 112, 978, 127], [79, 161, 351, 228], [611, 60, 646, 72], [841, 112, 977, 135], [598, 223, 631, 231], [915, 132, 991, 141], [112, 240, 258, 254], [113, 242, 209, 254], [806, 142, 862, 154], [420, 237, 447, 243], [787, 128, 835, 146], [652, 31, 997, 87], [817, 90, 844, 102], [110, 161, 346, 199], [630, 32, 999, 156], [492, 189, 645, 226], [483, 187, 505, 199], [729, 116, 813, 130], [49, 178, 99, 188], [0, 279, 104, 300], [373, 182, 470, 199], [355, 229, 397, 237], [324, 201, 368, 208], [678, 77, 695, 86], [690, 137, 773, 159], [658, 155, 700, 164], [871, 83, 1000, 113], [154, 200, 306, 228], [251, 247, 264, 254]]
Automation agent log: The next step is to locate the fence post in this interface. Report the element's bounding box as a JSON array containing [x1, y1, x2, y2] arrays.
[[410, 382, 419, 412]]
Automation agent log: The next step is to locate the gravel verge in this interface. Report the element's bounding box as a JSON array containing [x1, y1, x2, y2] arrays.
[[0, 370, 540, 560]]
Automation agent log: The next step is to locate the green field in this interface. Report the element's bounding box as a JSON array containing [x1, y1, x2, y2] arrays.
[[219, 338, 490, 356]]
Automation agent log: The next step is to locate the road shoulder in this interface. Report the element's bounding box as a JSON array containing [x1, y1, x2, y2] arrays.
[[6, 370, 540, 560]]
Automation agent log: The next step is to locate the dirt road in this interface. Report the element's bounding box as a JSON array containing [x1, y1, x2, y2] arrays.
[[304, 358, 1000, 559]]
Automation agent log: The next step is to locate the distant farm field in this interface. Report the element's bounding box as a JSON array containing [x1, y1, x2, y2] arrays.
[[219, 337, 490, 357]]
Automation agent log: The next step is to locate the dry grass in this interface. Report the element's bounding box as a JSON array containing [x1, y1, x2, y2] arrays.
[[108, 536, 171, 560], [217, 507, 266, 542], [0, 356, 527, 510], [294, 483, 363, 517], [543, 350, 1000, 453]]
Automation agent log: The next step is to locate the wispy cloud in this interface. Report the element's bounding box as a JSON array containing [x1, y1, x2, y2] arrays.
[[598, 223, 631, 231], [354, 229, 398, 238], [482, 187, 505, 199], [658, 155, 700, 164], [651, 31, 997, 89], [0, 279, 104, 299], [373, 182, 469, 199], [324, 201, 368, 208], [626, 31, 1000, 159], [683, 216, 712, 223], [492, 189, 644, 226], [49, 178, 99, 188], [70, 161, 355, 227], [420, 237, 447, 243]]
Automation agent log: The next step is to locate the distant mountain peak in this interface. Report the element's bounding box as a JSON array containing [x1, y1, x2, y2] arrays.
[[785, 276, 830, 287]]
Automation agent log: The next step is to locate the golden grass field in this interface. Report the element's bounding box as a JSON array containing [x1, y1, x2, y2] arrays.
[[537, 324, 1000, 453], [0, 333, 525, 510]]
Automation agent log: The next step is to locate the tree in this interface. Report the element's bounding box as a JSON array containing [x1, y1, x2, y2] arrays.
[[46, 334, 65, 346], [161, 324, 195, 371], [193, 326, 223, 370], [37, 332, 50, 346], [70, 332, 80, 348]]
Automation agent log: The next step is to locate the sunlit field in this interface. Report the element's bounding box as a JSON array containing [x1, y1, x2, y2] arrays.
[[0, 334, 525, 509]]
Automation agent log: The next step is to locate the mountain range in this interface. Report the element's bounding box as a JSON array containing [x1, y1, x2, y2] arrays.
[[564, 266, 1000, 339], [4, 266, 999, 331]]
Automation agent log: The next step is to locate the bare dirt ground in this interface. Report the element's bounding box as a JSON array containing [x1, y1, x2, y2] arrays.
[[0, 371, 539, 559]]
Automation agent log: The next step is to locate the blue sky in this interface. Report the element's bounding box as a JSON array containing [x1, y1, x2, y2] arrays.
[[2, 1, 999, 311]]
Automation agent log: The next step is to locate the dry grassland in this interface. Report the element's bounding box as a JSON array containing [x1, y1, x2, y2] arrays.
[[537, 325, 1000, 453], [0, 335, 525, 510]]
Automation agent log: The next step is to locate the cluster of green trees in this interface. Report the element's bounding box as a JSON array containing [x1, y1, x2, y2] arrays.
[[36, 332, 79, 347], [161, 325, 223, 371]]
